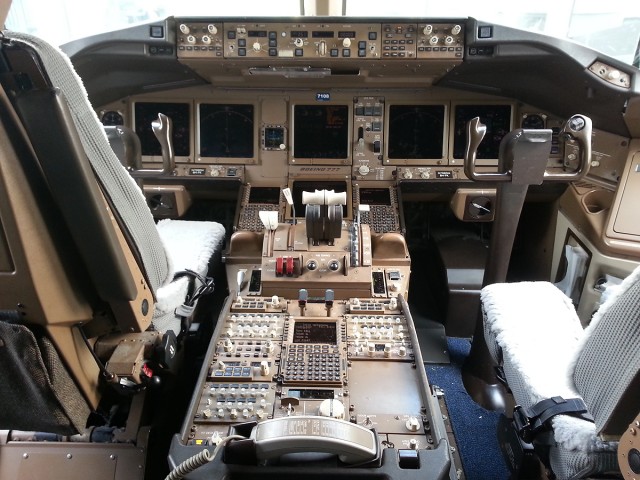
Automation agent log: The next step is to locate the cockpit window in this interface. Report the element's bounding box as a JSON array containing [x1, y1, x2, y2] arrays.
[[5, 0, 640, 67]]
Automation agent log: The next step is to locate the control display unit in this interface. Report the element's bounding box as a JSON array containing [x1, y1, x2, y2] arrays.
[[199, 103, 254, 159], [292, 320, 338, 344], [134, 101, 191, 157], [358, 187, 392, 206]]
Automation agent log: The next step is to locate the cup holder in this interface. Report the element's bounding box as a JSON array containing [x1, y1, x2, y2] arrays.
[[582, 189, 613, 214]]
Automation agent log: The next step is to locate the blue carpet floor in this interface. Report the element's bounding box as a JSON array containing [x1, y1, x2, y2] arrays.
[[426, 337, 510, 480]]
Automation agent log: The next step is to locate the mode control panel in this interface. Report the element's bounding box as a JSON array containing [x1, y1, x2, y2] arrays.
[[223, 22, 381, 59], [176, 20, 465, 60]]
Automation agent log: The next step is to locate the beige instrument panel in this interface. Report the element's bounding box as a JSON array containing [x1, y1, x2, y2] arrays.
[[175, 20, 465, 61]]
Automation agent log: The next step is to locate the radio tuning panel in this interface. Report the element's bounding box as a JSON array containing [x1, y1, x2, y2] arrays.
[[185, 296, 424, 444]]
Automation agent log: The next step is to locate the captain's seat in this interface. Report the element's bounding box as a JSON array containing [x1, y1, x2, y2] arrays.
[[481, 265, 640, 478], [0, 31, 224, 434]]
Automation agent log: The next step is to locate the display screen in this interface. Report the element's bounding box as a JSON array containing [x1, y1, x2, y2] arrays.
[[134, 102, 190, 157], [359, 188, 391, 206], [453, 104, 512, 159], [199, 104, 254, 158], [293, 105, 349, 159], [388, 105, 446, 159], [293, 321, 337, 344], [248, 186, 281, 204], [292, 180, 348, 218]]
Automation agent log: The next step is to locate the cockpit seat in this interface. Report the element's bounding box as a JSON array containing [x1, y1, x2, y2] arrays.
[[4, 31, 226, 337], [481, 265, 640, 479], [0, 31, 226, 436]]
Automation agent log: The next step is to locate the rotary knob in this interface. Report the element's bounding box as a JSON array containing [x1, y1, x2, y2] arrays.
[[202, 35, 212, 45], [420, 171, 430, 179], [358, 165, 370, 176], [452, 24, 462, 35], [429, 36, 439, 45], [207, 24, 218, 35], [253, 41, 261, 52], [329, 260, 340, 271], [294, 37, 304, 48], [402, 170, 413, 179], [423, 25, 433, 35], [445, 36, 455, 45], [179, 24, 190, 34], [343, 37, 352, 48], [187, 35, 196, 44], [264, 340, 275, 353], [406, 416, 420, 432]]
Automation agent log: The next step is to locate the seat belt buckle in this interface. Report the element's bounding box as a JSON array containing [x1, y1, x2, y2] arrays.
[[513, 405, 533, 443]]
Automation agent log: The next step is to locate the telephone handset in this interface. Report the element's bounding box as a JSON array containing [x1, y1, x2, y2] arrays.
[[250, 416, 379, 464]]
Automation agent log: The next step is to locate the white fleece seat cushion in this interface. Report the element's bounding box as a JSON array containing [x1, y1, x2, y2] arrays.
[[481, 282, 617, 456], [152, 219, 226, 334]]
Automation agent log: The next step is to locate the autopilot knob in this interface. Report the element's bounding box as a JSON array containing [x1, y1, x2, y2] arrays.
[[358, 165, 370, 176], [342, 37, 351, 48]]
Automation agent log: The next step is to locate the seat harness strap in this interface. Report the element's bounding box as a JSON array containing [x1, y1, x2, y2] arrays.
[[513, 396, 594, 443]]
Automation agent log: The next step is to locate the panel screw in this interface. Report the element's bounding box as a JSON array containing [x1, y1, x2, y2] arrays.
[[22, 453, 28, 459], [66, 453, 72, 459]]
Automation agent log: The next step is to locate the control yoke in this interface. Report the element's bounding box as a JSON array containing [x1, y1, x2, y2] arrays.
[[461, 114, 593, 411], [130, 113, 176, 177], [464, 114, 592, 183]]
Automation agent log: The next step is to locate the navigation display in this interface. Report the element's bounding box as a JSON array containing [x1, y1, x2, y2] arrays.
[[388, 105, 446, 159], [199, 104, 254, 158], [134, 102, 190, 157], [293, 105, 349, 159], [452, 104, 512, 159]]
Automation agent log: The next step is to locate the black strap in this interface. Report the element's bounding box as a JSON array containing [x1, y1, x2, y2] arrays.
[[513, 396, 594, 443], [172, 269, 215, 336]]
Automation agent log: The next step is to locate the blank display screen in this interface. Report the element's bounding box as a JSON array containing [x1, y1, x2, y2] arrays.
[[199, 104, 254, 158], [388, 105, 445, 159]]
